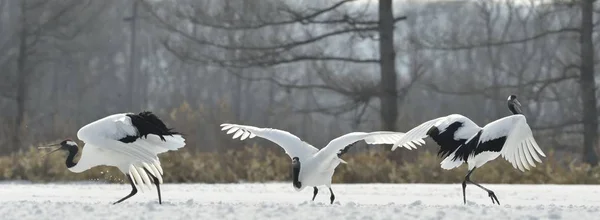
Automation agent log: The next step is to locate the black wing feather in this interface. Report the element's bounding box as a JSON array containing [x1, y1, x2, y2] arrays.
[[118, 111, 180, 143], [451, 130, 506, 162], [426, 121, 469, 158]]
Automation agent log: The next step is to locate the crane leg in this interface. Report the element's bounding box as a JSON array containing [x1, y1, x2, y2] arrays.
[[144, 168, 162, 204], [461, 168, 473, 204], [312, 187, 318, 201], [462, 167, 500, 205], [113, 174, 137, 205], [329, 187, 335, 204]]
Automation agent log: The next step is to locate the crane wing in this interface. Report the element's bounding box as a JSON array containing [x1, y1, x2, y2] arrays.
[[392, 114, 481, 153], [495, 115, 546, 171], [76, 113, 185, 190], [220, 123, 319, 159], [313, 131, 423, 163], [391, 117, 446, 151], [440, 115, 545, 171], [452, 115, 545, 172]]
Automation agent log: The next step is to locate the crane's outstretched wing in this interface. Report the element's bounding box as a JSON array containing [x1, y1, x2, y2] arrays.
[[495, 115, 546, 171], [391, 117, 445, 151], [391, 114, 481, 158], [76, 112, 185, 191], [445, 115, 545, 171], [220, 123, 319, 159], [313, 131, 424, 163]]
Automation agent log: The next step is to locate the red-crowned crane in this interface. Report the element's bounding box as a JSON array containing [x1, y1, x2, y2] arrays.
[[220, 124, 425, 204], [391, 95, 546, 205], [41, 111, 185, 204]]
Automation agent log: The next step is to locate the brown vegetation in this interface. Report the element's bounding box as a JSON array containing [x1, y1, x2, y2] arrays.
[[3, 143, 599, 184]]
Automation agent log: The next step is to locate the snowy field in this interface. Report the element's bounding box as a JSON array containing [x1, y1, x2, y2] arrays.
[[0, 183, 598, 220]]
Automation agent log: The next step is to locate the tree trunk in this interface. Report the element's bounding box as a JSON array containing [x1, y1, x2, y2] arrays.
[[378, 0, 397, 131], [579, 0, 598, 165], [301, 74, 312, 138], [127, 0, 138, 111], [12, 3, 28, 153], [226, 0, 242, 122], [266, 72, 275, 127], [231, 73, 242, 121]]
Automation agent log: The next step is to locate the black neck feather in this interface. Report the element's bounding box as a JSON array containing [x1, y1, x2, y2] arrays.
[[65, 145, 78, 168], [508, 103, 522, 115], [292, 160, 301, 188]]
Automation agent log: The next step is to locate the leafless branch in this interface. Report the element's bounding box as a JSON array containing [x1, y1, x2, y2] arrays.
[[420, 27, 580, 51], [424, 74, 578, 99]]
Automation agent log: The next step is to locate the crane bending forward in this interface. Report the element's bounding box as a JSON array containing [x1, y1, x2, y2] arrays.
[[42, 111, 185, 204]]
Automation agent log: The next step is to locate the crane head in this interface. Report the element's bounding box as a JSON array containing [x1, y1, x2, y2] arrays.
[[38, 139, 78, 157], [507, 94, 523, 115]]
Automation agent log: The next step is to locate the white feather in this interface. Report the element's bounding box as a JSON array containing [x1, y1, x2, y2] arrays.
[[226, 127, 239, 134], [440, 151, 464, 170], [142, 162, 156, 178], [153, 160, 163, 175], [129, 165, 145, 193], [232, 129, 244, 139], [137, 166, 153, 191], [240, 131, 251, 140]]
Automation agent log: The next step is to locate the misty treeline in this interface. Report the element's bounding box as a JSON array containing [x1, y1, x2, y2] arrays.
[[0, 0, 598, 165]]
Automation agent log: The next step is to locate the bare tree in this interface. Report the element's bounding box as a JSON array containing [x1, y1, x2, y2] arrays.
[[378, 0, 398, 131], [578, 0, 598, 165], [124, 0, 139, 111], [1, 0, 105, 152], [411, 0, 598, 164], [143, 0, 415, 132]]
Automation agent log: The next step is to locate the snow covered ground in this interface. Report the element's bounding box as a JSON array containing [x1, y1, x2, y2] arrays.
[[0, 183, 598, 220]]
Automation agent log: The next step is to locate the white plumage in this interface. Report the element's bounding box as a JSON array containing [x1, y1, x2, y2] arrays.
[[42, 111, 185, 204], [220, 123, 424, 204]]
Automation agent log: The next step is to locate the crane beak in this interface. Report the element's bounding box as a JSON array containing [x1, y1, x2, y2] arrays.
[[38, 144, 62, 157], [514, 99, 522, 107], [512, 99, 523, 114]]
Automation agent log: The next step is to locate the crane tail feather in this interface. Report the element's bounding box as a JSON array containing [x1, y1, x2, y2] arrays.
[[440, 154, 464, 170], [141, 162, 155, 177], [153, 161, 163, 175], [137, 166, 153, 191], [149, 164, 163, 184]]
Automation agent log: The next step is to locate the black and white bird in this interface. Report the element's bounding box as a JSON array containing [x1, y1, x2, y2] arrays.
[[391, 95, 546, 205], [220, 123, 424, 204], [41, 111, 185, 204]]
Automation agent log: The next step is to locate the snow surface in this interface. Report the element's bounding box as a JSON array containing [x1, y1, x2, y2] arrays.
[[0, 183, 598, 220]]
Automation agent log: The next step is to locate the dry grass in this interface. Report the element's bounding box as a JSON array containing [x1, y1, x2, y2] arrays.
[[1, 144, 599, 184]]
